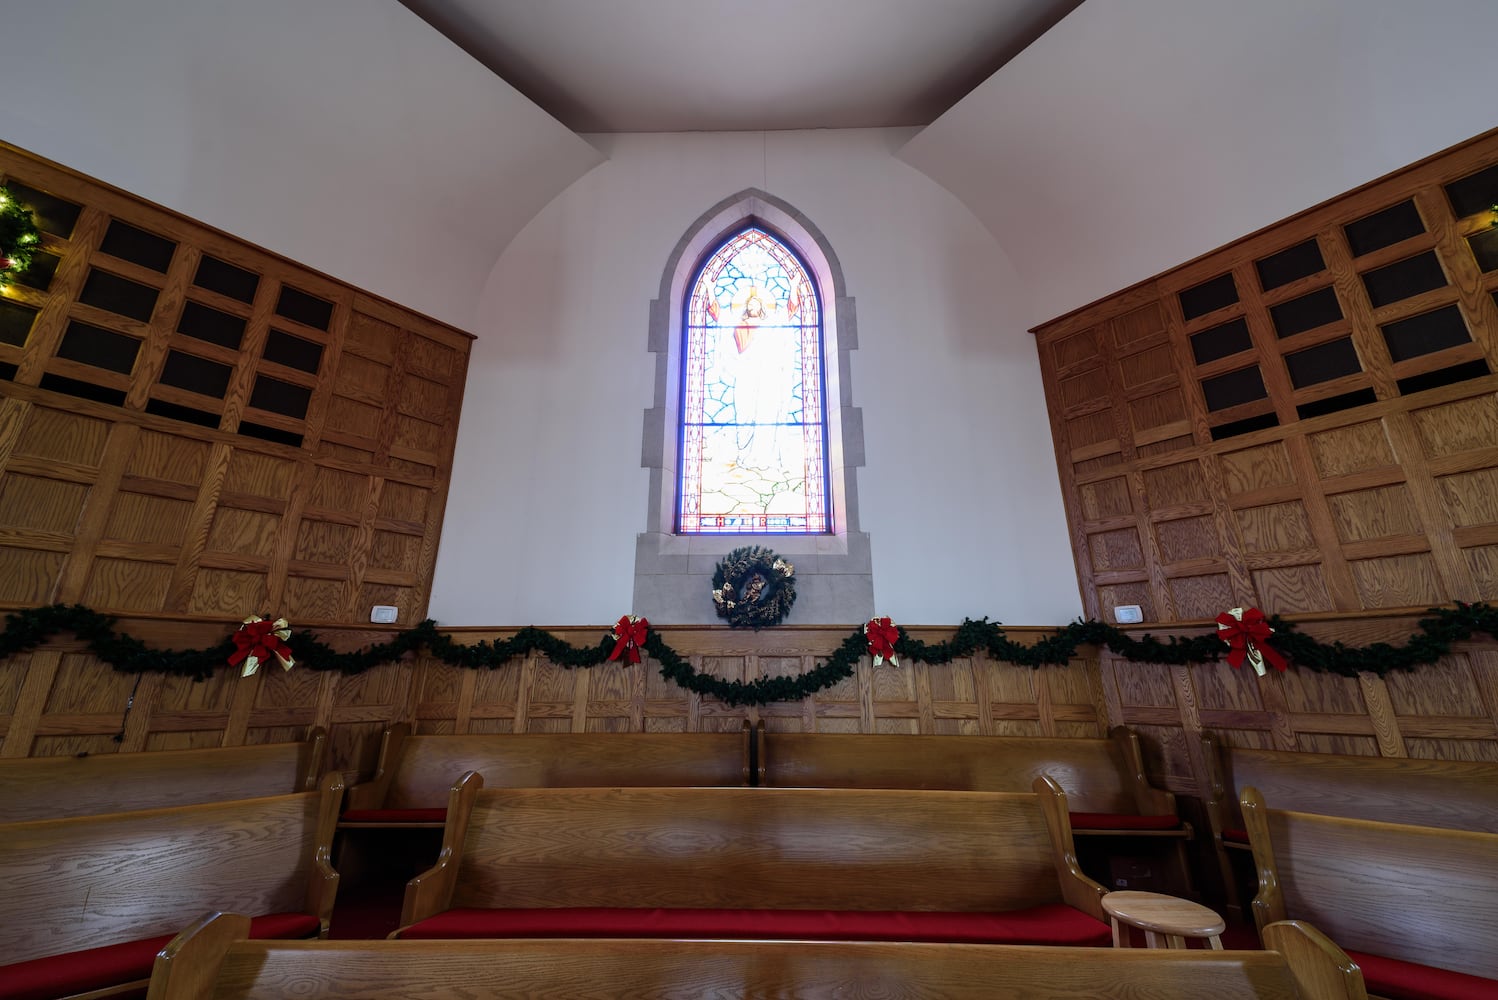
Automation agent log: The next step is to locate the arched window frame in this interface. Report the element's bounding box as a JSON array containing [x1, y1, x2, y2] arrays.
[[634, 189, 871, 624], [676, 223, 832, 536]]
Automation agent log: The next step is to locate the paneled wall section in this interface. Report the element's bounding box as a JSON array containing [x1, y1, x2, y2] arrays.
[[1034, 130, 1498, 786], [0, 620, 1106, 777], [0, 143, 471, 626], [1035, 130, 1498, 626]]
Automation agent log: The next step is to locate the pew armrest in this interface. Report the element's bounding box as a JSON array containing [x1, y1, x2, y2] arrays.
[[1032, 775, 1109, 922], [306, 772, 346, 934], [1262, 920, 1369, 1000], [146, 912, 251, 1000], [1111, 727, 1177, 816], [400, 770, 483, 929], [343, 723, 410, 811]]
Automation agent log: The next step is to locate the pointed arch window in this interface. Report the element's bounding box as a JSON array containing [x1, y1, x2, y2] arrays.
[[678, 226, 829, 534]]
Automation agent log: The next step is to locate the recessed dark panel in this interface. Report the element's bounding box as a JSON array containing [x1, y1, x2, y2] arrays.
[[177, 301, 246, 350], [0, 361, 17, 382], [1344, 200, 1424, 257], [1255, 239, 1325, 291], [238, 421, 303, 448], [1200, 366, 1268, 411], [1295, 388, 1378, 420], [1189, 317, 1253, 365], [145, 398, 222, 428], [1269, 286, 1342, 338], [193, 254, 260, 304], [79, 269, 159, 322], [12, 250, 61, 292], [1468, 227, 1498, 273], [1361, 251, 1447, 308], [249, 375, 311, 419], [0, 299, 39, 347], [274, 285, 334, 330], [263, 329, 324, 374], [158, 350, 233, 398], [1380, 305, 1472, 362], [99, 220, 176, 273], [5, 183, 82, 238], [1178, 274, 1238, 321], [1396, 359, 1492, 396], [39, 373, 127, 407], [1443, 163, 1498, 219], [56, 321, 141, 374], [1209, 412, 1279, 441], [1284, 337, 1362, 388]]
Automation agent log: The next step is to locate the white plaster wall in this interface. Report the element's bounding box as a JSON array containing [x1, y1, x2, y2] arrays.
[[429, 129, 1084, 626], [0, 0, 601, 331], [901, 0, 1498, 326]]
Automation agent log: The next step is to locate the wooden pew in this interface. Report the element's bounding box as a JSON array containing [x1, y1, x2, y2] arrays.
[[394, 774, 1114, 946], [757, 725, 1194, 890], [340, 722, 753, 827], [1241, 785, 1498, 1000], [149, 911, 1369, 1000], [0, 729, 327, 822], [1201, 734, 1498, 909], [0, 773, 344, 1000]]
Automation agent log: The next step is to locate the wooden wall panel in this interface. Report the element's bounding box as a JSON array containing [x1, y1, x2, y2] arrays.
[[0, 620, 1115, 780], [1034, 128, 1498, 831], [0, 142, 471, 628], [1038, 128, 1498, 636]]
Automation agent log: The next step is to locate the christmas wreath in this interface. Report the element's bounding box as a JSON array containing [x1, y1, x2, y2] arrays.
[[711, 545, 797, 628], [0, 185, 42, 286]]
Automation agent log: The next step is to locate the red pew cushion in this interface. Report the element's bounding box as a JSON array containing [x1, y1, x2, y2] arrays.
[[0, 912, 320, 1000], [1221, 827, 1250, 844], [398, 904, 1111, 946], [1068, 812, 1181, 831], [1346, 949, 1498, 1000], [340, 807, 448, 824]]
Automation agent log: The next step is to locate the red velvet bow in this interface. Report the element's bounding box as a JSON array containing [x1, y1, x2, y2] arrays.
[[228, 616, 294, 677], [609, 615, 650, 664], [1215, 607, 1287, 676], [865, 616, 900, 666]]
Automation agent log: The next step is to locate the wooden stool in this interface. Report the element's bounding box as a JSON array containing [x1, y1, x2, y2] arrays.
[[1101, 890, 1225, 949]]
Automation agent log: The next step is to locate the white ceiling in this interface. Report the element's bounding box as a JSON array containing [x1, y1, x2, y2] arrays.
[[400, 0, 1082, 133]]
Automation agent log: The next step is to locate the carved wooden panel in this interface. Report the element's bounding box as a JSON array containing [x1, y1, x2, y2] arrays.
[[0, 142, 471, 626], [1037, 128, 1498, 630]]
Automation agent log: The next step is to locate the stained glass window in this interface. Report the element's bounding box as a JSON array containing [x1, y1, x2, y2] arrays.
[[678, 226, 829, 534]]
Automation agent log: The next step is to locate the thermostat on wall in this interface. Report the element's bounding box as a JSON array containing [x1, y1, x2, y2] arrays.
[[1113, 605, 1143, 625], [370, 605, 399, 624]]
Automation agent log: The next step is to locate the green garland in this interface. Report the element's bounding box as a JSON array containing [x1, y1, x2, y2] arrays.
[[2, 602, 1497, 707], [0, 185, 43, 285], [712, 546, 796, 628]]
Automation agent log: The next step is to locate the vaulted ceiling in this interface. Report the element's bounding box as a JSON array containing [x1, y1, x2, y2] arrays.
[[399, 0, 1082, 132]]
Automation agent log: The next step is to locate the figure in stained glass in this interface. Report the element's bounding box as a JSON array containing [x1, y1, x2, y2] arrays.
[[678, 226, 828, 534]]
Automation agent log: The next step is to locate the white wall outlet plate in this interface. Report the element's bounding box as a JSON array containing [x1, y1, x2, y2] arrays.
[[1113, 604, 1143, 625], [369, 605, 399, 624]]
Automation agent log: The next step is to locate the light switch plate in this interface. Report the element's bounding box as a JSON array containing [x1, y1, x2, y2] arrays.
[[370, 605, 399, 624], [1113, 604, 1143, 625]]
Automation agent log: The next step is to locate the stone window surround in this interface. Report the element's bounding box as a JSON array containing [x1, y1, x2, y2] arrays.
[[633, 188, 872, 625]]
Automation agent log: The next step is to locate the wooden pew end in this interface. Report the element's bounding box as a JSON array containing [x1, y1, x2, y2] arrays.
[[1262, 920, 1369, 1000]]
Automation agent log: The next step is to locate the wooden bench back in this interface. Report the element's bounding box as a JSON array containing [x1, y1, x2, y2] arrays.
[[3, 773, 343, 966], [1206, 735, 1498, 834], [400, 776, 1106, 926], [0, 729, 327, 822], [760, 728, 1167, 815], [1242, 786, 1498, 980], [346, 725, 750, 811], [152, 912, 1367, 1000]]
